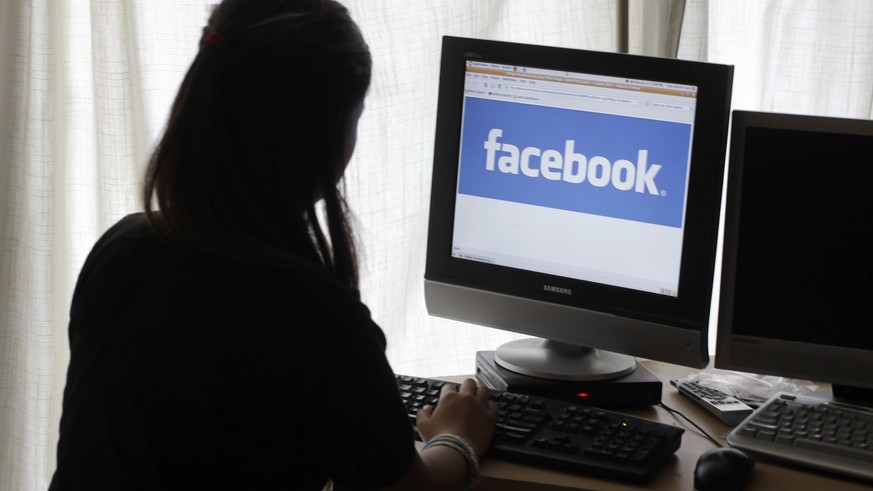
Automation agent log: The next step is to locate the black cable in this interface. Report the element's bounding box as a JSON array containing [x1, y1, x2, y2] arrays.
[[659, 401, 724, 448]]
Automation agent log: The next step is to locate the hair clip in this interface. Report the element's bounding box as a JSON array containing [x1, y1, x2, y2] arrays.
[[202, 31, 227, 48]]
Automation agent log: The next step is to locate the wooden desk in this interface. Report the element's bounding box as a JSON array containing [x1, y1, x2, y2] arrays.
[[452, 360, 873, 491]]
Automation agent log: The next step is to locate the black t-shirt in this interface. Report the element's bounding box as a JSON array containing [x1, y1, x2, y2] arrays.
[[49, 213, 415, 490]]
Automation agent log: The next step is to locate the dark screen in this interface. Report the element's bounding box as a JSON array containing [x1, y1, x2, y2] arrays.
[[732, 126, 873, 350]]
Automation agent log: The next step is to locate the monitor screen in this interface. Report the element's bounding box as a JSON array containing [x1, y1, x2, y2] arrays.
[[425, 36, 733, 381], [716, 110, 873, 399]]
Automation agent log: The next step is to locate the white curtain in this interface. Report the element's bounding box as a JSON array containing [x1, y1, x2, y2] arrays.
[[677, 0, 873, 355], [680, 0, 873, 118], [343, 0, 621, 378], [2, 1, 873, 489]]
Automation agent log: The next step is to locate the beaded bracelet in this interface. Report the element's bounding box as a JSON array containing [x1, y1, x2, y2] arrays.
[[422, 433, 481, 490]]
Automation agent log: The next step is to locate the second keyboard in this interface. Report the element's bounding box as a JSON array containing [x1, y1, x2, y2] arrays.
[[396, 374, 683, 483], [726, 392, 873, 482]]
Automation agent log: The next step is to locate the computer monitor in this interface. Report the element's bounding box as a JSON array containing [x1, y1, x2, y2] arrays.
[[425, 36, 734, 381], [716, 109, 873, 404]]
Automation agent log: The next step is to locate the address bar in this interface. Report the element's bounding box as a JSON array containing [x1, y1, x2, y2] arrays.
[[506, 84, 692, 111], [506, 84, 642, 105]]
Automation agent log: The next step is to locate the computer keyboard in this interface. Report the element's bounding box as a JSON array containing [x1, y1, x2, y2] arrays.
[[395, 374, 684, 483], [726, 392, 873, 482]]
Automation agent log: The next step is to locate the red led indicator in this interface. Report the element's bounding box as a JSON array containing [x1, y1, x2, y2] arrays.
[[575, 392, 590, 398]]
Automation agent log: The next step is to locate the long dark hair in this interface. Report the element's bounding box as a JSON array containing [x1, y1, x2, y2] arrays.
[[143, 0, 371, 289]]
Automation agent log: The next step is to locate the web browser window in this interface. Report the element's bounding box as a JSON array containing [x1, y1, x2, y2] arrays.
[[451, 61, 698, 296]]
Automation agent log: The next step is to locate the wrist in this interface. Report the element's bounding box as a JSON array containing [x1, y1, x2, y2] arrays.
[[422, 433, 481, 490]]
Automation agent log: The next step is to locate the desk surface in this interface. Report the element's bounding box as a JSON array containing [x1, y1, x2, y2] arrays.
[[452, 360, 873, 491]]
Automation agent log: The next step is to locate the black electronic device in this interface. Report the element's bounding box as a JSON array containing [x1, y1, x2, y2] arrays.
[[715, 109, 873, 482], [424, 36, 734, 384], [396, 374, 684, 483], [475, 351, 662, 408], [693, 447, 755, 491], [716, 110, 873, 404]]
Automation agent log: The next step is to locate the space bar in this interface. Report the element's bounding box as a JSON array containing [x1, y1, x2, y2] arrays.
[[794, 438, 873, 463]]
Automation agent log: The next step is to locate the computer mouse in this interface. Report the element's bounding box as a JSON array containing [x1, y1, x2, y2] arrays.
[[694, 446, 755, 491]]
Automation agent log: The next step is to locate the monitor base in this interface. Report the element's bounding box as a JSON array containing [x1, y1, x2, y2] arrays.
[[495, 338, 637, 381], [476, 350, 662, 408]]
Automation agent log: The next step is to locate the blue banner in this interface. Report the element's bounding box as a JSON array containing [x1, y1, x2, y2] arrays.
[[457, 97, 692, 228]]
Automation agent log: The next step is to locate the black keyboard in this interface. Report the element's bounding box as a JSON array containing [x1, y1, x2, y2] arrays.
[[396, 374, 683, 483]]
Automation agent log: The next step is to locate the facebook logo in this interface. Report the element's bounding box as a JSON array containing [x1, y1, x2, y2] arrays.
[[483, 128, 663, 195], [457, 97, 692, 228]]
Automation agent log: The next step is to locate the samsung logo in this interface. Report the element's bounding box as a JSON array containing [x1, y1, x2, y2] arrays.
[[544, 285, 572, 295], [733, 336, 761, 346]]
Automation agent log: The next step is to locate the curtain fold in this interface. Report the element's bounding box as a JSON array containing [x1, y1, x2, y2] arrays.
[[3, 1, 873, 489], [344, 0, 620, 387], [0, 2, 214, 488], [680, 0, 873, 118], [629, 0, 687, 57]]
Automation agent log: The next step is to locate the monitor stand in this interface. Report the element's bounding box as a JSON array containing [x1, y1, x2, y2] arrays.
[[494, 338, 637, 381], [476, 347, 662, 408]]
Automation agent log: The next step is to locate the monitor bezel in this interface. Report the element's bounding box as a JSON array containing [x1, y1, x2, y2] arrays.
[[715, 109, 873, 390], [425, 36, 734, 368]]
